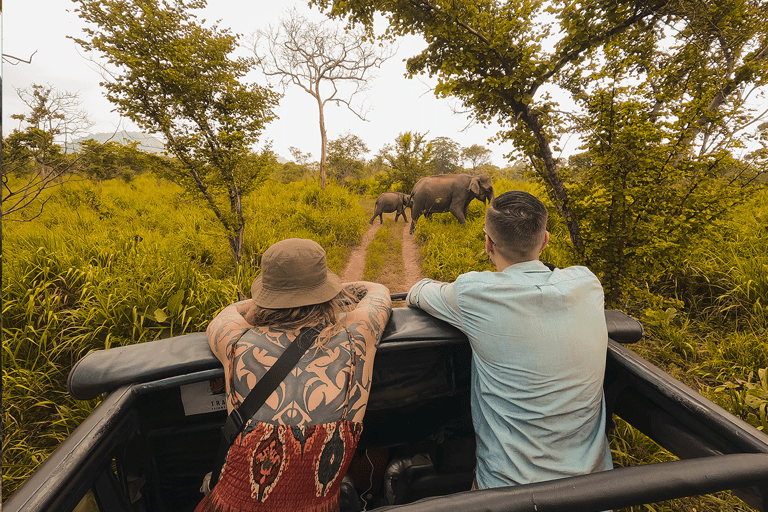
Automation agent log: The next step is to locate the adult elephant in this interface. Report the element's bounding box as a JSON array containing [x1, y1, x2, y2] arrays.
[[409, 174, 494, 234], [370, 191, 412, 224]]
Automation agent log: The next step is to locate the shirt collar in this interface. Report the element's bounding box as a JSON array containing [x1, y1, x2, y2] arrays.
[[502, 260, 550, 273]]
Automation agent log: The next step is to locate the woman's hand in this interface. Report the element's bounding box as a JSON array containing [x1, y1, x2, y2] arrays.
[[341, 281, 389, 303]]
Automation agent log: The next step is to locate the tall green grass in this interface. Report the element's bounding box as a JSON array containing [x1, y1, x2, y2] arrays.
[[2, 175, 367, 497]]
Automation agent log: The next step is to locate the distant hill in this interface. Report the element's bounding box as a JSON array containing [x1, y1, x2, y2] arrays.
[[71, 131, 291, 162], [70, 131, 167, 154]]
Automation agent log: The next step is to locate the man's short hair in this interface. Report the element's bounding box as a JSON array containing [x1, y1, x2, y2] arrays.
[[485, 191, 548, 260]]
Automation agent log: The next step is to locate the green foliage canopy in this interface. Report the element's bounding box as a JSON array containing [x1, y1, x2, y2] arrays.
[[78, 139, 167, 182], [72, 0, 281, 265], [326, 132, 370, 183], [429, 136, 461, 174], [378, 131, 433, 192], [462, 143, 493, 172], [314, 0, 768, 304]]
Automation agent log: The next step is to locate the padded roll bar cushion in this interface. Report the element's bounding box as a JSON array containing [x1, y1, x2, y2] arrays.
[[604, 309, 644, 344], [67, 332, 215, 400], [67, 309, 643, 400]]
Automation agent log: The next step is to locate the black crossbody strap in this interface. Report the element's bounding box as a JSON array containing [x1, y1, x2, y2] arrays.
[[210, 325, 322, 487], [221, 325, 320, 443]]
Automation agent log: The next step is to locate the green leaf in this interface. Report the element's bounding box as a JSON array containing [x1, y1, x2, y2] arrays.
[[153, 308, 168, 323]]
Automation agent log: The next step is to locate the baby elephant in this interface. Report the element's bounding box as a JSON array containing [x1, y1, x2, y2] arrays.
[[370, 192, 412, 224]]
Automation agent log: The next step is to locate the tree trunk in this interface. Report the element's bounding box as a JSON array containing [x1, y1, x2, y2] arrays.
[[228, 226, 244, 266], [318, 96, 328, 189], [520, 108, 585, 257], [229, 186, 244, 266]]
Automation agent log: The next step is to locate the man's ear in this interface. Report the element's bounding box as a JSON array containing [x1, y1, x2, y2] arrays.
[[485, 233, 495, 255], [541, 231, 550, 251]]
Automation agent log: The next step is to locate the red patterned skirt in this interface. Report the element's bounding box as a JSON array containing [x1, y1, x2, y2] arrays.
[[196, 420, 363, 512]]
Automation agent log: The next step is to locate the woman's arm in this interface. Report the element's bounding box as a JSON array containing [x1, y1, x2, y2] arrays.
[[340, 282, 392, 346], [339, 282, 392, 422], [206, 300, 254, 364]]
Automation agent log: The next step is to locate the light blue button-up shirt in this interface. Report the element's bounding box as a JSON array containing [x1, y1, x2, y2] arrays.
[[406, 260, 613, 489]]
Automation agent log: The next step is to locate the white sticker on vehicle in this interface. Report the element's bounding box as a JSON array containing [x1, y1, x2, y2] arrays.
[[180, 378, 227, 416]]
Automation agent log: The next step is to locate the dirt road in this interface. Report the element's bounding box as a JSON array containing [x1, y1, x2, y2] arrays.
[[341, 220, 424, 294]]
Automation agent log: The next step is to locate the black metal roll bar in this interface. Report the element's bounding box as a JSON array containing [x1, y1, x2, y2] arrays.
[[378, 453, 768, 511]]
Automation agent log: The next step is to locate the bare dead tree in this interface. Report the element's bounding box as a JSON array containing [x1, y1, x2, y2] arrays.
[[1, 147, 85, 221], [2, 50, 38, 65], [250, 8, 395, 188], [13, 84, 95, 154]]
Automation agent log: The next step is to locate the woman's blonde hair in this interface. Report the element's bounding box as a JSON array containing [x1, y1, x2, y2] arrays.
[[248, 289, 357, 348]]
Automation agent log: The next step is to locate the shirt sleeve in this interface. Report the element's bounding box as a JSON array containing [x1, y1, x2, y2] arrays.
[[406, 278, 463, 329]]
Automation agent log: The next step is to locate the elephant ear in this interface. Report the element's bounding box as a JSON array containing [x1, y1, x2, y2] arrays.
[[469, 178, 481, 195]]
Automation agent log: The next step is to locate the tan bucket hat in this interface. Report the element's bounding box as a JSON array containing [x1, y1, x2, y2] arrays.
[[251, 238, 342, 309]]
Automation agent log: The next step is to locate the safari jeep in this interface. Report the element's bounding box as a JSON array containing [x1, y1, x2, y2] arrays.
[[5, 302, 768, 512]]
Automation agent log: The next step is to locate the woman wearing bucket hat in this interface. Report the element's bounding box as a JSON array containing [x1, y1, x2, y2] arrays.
[[198, 238, 392, 512]]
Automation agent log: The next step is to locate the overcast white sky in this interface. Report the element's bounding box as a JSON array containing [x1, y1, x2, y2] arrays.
[[1, 0, 530, 166]]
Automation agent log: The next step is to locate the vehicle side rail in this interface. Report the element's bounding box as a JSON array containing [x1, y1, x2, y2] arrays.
[[376, 453, 768, 511], [3, 384, 139, 512]]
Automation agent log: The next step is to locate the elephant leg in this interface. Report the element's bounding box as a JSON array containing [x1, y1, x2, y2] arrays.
[[449, 202, 467, 224], [409, 213, 419, 234]]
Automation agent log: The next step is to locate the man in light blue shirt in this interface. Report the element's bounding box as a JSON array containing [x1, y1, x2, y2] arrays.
[[406, 190, 612, 489]]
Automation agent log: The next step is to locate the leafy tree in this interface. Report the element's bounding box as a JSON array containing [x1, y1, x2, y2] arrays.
[[2, 84, 93, 220], [430, 136, 461, 174], [315, 0, 768, 304], [273, 161, 311, 184], [379, 131, 433, 192], [462, 144, 493, 172], [73, 0, 280, 265], [2, 129, 71, 219], [78, 139, 166, 182], [326, 132, 369, 183], [250, 8, 394, 189], [567, 152, 593, 182]]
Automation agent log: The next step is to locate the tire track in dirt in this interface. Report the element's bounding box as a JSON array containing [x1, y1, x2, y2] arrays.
[[340, 222, 382, 282], [400, 222, 424, 291], [340, 215, 424, 292]]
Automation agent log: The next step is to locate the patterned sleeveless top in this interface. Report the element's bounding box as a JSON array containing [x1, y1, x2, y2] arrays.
[[196, 327, 363, 512]]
